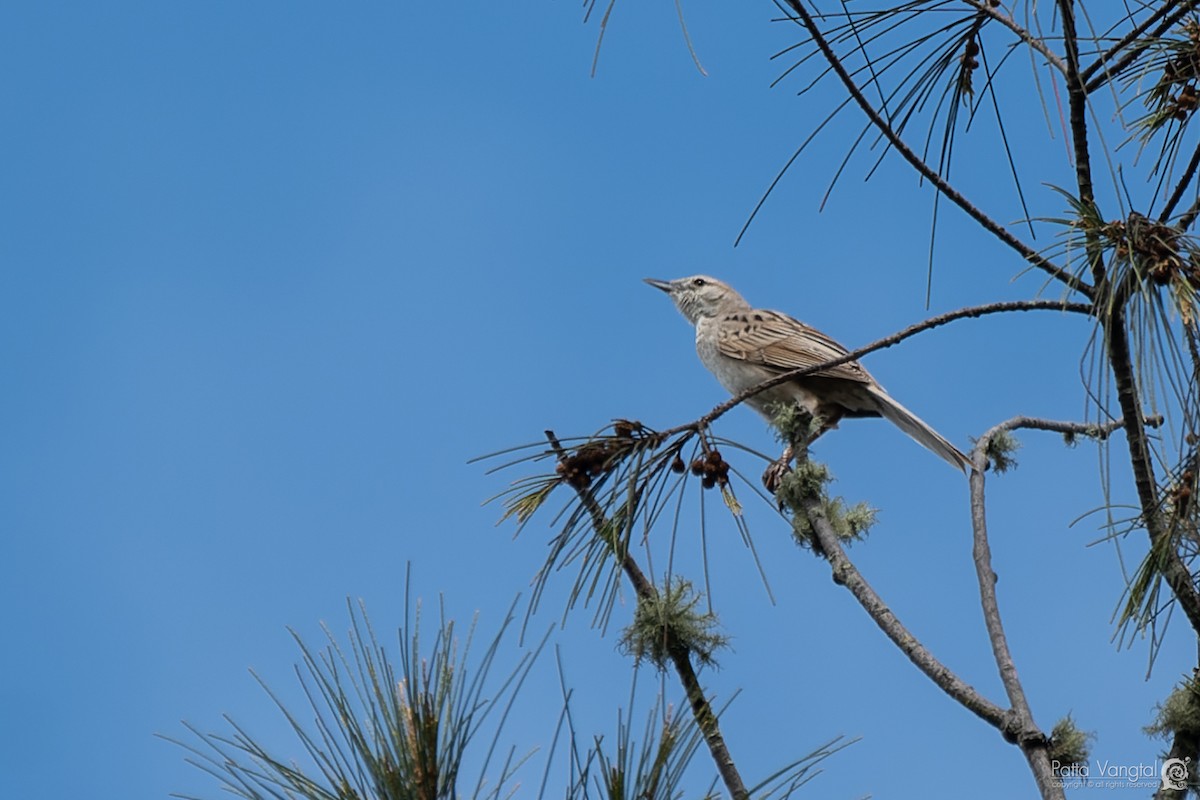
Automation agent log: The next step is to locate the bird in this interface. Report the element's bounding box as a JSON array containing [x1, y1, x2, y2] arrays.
[[644, 275, 970, 483]]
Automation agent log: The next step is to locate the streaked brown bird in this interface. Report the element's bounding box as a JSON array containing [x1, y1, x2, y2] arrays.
[[645, 275, 969, 483]]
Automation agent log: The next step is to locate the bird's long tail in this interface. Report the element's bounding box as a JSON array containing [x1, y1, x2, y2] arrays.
[[867, 385, 970, 472]]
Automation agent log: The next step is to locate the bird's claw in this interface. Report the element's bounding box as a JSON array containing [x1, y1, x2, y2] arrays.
[[762, 458, 792, 495]]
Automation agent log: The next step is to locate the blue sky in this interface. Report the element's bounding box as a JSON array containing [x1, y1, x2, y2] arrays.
[[1, 3, 1192, 798]]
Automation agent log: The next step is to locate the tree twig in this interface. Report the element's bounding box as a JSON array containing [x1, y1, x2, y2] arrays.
[[777, 0, 1094, 299], [1178, 193, 1200, 232], [969, 416, 1148, 799], [544, 431, 750, 800], [960, 0, 1068, 76], [1159, 141, 1200, 223], [656, 298, 1093, 439], [1059, 0, 1102, 289], [1082, 0, 1200, 94], [790, 450, 1012, 730], [1102, 317, 1200, 637]]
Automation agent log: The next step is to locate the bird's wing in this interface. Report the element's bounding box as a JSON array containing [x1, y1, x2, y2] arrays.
[[715, 309, 872, 384]]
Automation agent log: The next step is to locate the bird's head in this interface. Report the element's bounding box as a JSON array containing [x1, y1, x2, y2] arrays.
[[643, 275, 751, 324]]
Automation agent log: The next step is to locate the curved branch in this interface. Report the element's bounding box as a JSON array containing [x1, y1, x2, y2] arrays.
[[544, 431, 750, 800], [969, 416, 1142, 799], [960, 0, 1067, 76], [1103, 316, 1200, 638], [667, 299, 1092, 435], [777, 0, 1094, 298], [1082, 0, 1200, 94], [1052, 0, 1200, 644], [790, 445, 1012, 732], [1059, 0, 1104, 290], [1159, 141, 1200, 223], [1177, 192, 1200, 233]]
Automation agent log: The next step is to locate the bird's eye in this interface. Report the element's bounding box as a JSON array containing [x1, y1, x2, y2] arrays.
[[692, 278, 706, 287]]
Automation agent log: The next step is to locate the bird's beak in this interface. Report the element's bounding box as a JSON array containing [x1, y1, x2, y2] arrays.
[[643, 278, 673, 293]]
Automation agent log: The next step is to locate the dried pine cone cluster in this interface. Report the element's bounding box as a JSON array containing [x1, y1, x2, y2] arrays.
[[554, 420, 647, 490], [1157, 21, 1200, 121], [1168, 467, 1196, 520], [1169, 83, 1199, 121], [960, 38, 979, 73], [555, 442, 612, 489], [685, 449, 730, 490], [1103, 212, 1200, 290], [957, 36, 981, 96]]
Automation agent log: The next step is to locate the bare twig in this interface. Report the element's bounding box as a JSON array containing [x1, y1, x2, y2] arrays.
[[657, 298, 1094, 438], [1179, 194, 1200, 233], [1060, 0, 1102, 288], [1082, 0, 1200, 94], [1159, 142, 1200, 222], [969, 416, 1148, 799], [777, 0, 1094, 298], [960, 0, 1068, 76], [1103, 316, 1200, 638], [544, 431, 750, 800], [1056, 0, 1200, 641], [789, 447, 1013, 732]]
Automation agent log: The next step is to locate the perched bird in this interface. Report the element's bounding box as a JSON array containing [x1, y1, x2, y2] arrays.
[[645, 275, 969, 480]]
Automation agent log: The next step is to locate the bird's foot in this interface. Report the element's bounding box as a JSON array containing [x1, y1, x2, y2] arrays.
[[762, 444, 795, 495]]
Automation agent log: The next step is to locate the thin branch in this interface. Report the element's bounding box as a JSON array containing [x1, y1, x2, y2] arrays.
[[1180, 194, 1200, 232], [544, 431, 750, 800], [1058, 0, 1200, 643], [777, 0, 1094, 298], [1052, 0, 1200, 639], [674, 0, 708, 77], [1161, 141, 1200, 222], [1082, 0, 1200, 94], [970, 415, 1150, 799], [959, 0, 1068, 76], [978, 414, 1143, 440], [788, 445, 1013, 733], [1103, 315, 1200, 638], [661, 298, 1093, 437], [589, 0, 618, 79], [1060, 0, 1102, 288]]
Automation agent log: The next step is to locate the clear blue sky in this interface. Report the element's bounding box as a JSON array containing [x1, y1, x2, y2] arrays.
[[0, 3, 1190, 798]]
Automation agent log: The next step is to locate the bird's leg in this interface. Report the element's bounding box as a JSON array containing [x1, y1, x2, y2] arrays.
[[762, 413, 830, 494], [762, 410, 842, 493], [762, 443, 794, 494]]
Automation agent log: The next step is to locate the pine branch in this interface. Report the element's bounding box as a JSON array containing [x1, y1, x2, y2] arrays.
[[969, 416, 1150, 800], [960, 0, 1067, 75], [1102, 316, 1200, 638], [1059, 0, 1101, 287], [777, 0, 1093, 298], [1057, 0, 1200, 642], [1082, 0, 1200, 94], [658, 298, 1094, 436], [788, 447, 1011, 728], [544, 431, 750, 800], [1160, 141, 1200, 223]]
